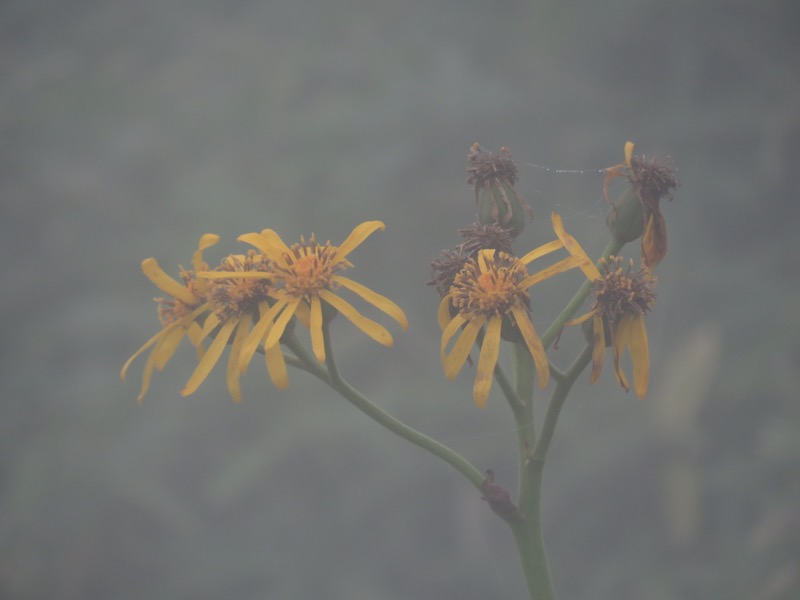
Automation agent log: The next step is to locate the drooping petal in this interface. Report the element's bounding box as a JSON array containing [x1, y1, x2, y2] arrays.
[[521, 255, 588, 289], [309, 294, 325, 362], [511, 305, 549, 388], [152, 324, 186, 371], [294, 300, 311, 328], [240, 300, 285, 373], [519, 239, 563, 265], [332, 221, 385, 265], [265, 340, 289, 389], [137, 347, 158, 403], [628, 315, 650, 399], [590, 314, 606, 384], [438, 296, 453, 331], [443, 317, 484, 380], [199, 270, 274, 280], [141, 258, 198, 306], [181, 319, 237, 397], [473, 317, 502, 407], [549, 213, 602, 280], [225, 313, 252, 403], [642, 210, 668, 268], [319, 290, 394, 348], [333, 275, 408, 330], [198, 312, 222, 343], [441, 312, 468, 359], [264, 298, 302, 350], [121, 325, 173, 382], [611, 316, 632, 392]]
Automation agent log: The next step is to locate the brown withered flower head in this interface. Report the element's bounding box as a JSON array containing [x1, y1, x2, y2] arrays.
[[429, 223, 515, 298], [605, 141, 679, 268], [467, 143, 532, 238]]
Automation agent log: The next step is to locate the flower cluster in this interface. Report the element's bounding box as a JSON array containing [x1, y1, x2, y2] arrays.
[[122, 222, 407, 402], [431, 142, 674, 406]]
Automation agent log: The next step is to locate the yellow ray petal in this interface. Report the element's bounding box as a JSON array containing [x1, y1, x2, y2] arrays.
[[549, 213, 601, 280], [624, 141, 635, 168], [628, 315, 650, 399], [519, 239, 563, 265], [443, 317, 484, 380], [198, 312, 222, 343], [226, 314, 252, 403], [239, 230, 292, 268], [294, 300, 311, 328], [309, 295, 325, 362], [141, 258, 198, 306], [192, 234, 220, 274], [137, 348, 158, 403], [121, 325, 172, 382], [438, 296, 453, 331], [521, 255, 589, 289], [333, 275, 408, 330], [511, 306, 549, 388], [199, 270, 274, 280], [441, 312, 467, 359], [240, 300, 285, 373], [473, 316, 502, 407], [590, 315, 606, 384], [319, 290, 393, 347], [181, 319, 237, 397], [264, 298, 302, 350], [611, 316, 632, 392], [333, 221, 385, 265], [265, 341, 289, 389], [152, 325, 186, 371]]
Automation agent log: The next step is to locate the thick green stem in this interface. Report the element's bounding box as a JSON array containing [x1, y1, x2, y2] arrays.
[[508, 342, 554, 600]]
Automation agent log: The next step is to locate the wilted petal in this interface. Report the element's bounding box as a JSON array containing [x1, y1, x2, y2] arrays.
[[473, 317, 502, 407]]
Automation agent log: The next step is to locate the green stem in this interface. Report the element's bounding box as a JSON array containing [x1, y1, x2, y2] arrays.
[[534, 343, 593, 463], [508, 342, 553, 600], [312, 321, 485, 490]]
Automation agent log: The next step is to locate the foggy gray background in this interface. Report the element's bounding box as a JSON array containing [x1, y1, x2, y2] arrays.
[[2, 1, 798, 599]]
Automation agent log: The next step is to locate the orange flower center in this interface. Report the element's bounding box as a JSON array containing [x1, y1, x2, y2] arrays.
[[276, 237, 342, 299], [451, 252, 528, 317]]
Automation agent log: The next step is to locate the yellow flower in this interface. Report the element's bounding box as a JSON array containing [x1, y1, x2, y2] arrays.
[[121, 234, 219, 402], [204, 221, 408, 367], [439, 236, 589, 407], [181, 250, 282, 402], [552, 213, 655, 399]]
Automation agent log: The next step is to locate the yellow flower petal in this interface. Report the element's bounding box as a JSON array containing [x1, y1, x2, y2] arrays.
[[473, 316, 502, 407], [240, 300, 285, 374], [590, 315, 605, 384], [192, 234, 220, 274], [264, 298, 302, 350], [319, 290, 394, 348], [140, 258, 198, 306], [121, 324, 174, 382], [226, 314, 252, 403], [624, 141, 635, 168], [137, 349, 158, 404], [198, 312, 222, 343], [181, 319, 237, 397], [443, 317, 484, 380], [441, 312, 467, 359], [309, 294, 325, 362], [294, 300, 311, 328], [521, 255, 588, 289], [550, 213, 601, 281], [332, 221, 385, 265], [239, 229, 292, 268], [437, 296, 453, 331], [152, 325, 186, 371], [199, 270, 274, 280], [510, 305, 549, 388], [519, 239, 563, 265], [333, 275, 408, 330], [628, 315, 650, 399], [265, 341, 289, 389], [611, 316, 632, 393]]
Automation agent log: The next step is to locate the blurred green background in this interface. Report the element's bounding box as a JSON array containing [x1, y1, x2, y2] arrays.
[[2, 1, 798, 598]]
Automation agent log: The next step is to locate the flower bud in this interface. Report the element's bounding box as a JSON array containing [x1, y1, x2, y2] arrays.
[[467, 143, 532, 238], [606, 185, 646, 243]]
